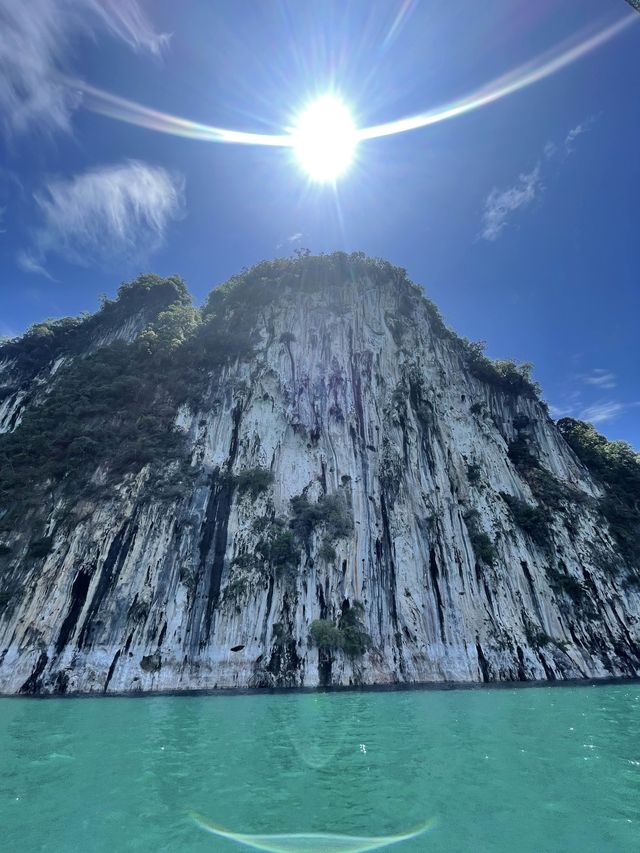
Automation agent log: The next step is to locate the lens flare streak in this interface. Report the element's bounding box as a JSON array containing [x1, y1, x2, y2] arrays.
[[72, 80, 291, 146], [191, 814, 435, 852], [72, 13, 636, 151], [358, 14, 635, 141]]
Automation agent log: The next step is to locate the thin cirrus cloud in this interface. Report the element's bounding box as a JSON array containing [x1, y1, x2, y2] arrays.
[[18, 160, 184, 275], [578, 401, 639, 425], [479, 166, 541, 242], [549, 399, 633, 426], [479, 115, 599, 242], [0, 0, 167, 135], [582, 368, 617, 389], [564, 115, 599, 153]]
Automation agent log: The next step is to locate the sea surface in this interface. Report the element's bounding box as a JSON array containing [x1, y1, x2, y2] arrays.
[[1, 683, 639, 852]]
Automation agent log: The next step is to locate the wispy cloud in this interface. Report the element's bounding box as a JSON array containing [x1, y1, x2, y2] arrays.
[[0, 0, 167, 135], [550, 393, 638, 426], [564, 115, 599, 153], [578, 400, 638, 425], [480, 166, 541, 241], [276, 231, 304, 249], [582, 368, 616, 389], [16, 250, 58, 280], [20, 160, 184, 274], [479, 115, 600, 241]]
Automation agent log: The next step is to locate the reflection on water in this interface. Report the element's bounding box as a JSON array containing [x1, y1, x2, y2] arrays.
[[1, 685, 639, 851]]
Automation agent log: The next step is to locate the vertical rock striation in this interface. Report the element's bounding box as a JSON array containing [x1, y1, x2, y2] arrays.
[[0, 255, 639, 694]]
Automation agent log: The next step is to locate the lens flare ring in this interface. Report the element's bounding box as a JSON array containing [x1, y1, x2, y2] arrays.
[[70, 13, 636, 169], [190, 813, 436, 853]]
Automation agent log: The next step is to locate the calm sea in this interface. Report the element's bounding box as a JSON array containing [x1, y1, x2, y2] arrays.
[[1, 683, 639, 851]]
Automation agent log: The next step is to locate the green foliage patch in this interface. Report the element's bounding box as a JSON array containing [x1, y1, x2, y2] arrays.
[[558, 418, 640, 568], [501, 492, 551, 547], [233, 468, 274, 500], [289, 492, 353, 543], [309, 602, 372, 657], [464, 509, 497, 566]]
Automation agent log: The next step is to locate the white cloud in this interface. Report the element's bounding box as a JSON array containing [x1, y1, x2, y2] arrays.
[[550, 398, 638, 426], [479, 166, 541, 241], [479, 115, 600, 242], [582, 368, 616, 389], [579, 401, 629, 425], [21, 160, 184, 274], [0, 0, 167, 135], [16, 249, 57, 280], [276, 231, 304, 249], [565, 115, 599, 153]]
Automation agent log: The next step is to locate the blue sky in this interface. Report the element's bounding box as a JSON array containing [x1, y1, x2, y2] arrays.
[[1, 0, 638, 446]]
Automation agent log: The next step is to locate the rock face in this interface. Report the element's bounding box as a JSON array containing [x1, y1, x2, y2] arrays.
[[1, 256, 639, 694]]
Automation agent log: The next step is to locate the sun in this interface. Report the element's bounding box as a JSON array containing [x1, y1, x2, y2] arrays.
[[291, 96, 357, 182]]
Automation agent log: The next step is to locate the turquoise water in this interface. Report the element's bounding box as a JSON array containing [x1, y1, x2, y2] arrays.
[[1, 684, 639, 852]]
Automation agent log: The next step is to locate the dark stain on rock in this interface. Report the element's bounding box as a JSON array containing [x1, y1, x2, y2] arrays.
[[429, 546, 446, 643], [19, 652, 48, 694], [104, 649, 121, 691], [516, 645, 527, 680], [140, 652, 161, 673], [77, 521, 137, 648], [55, 569, 91, 655], [476, 642, 490, 682]]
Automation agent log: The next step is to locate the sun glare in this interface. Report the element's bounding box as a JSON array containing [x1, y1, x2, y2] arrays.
[[292, 96, 357, 182]]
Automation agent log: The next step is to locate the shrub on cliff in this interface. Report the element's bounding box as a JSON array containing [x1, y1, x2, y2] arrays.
[[289, 492, 353, 543], [501, 493, 551, 547], [233, 468, 274, 499], [557, 418, 640, 568], [308, 602, 372, 657]]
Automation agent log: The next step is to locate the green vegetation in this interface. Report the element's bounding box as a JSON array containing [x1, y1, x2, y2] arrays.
[[0, 271, 261, 525], [309, 619, 342, 649], [545, 565, 588, 606], [557, 418, 640, 567], [464, 509, 497, 566], [318, 539, 337, 562], [507, 435, 538, 470], [500, 492, 551, 547], [523, 618, 553, 649], [0, 252, 548, 541], [0, 274, 190, 379], [268, 530, 300, 575], [0, 339, 190, 519], [513, 413, 531, 431], [458, 340, 541, 400], [507, 434, 570, 510], [233, 468, 274, 499], [250, 519, 301, 581], [201, 252, 543, 403], [309, 602, 372, 657], [339, 603, 373, 657], [466, 462, 482, 487], [289, 492, 353, 543]]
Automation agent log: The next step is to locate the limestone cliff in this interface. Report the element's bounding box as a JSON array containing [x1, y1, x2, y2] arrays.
[[0, 254, 639, 694]]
